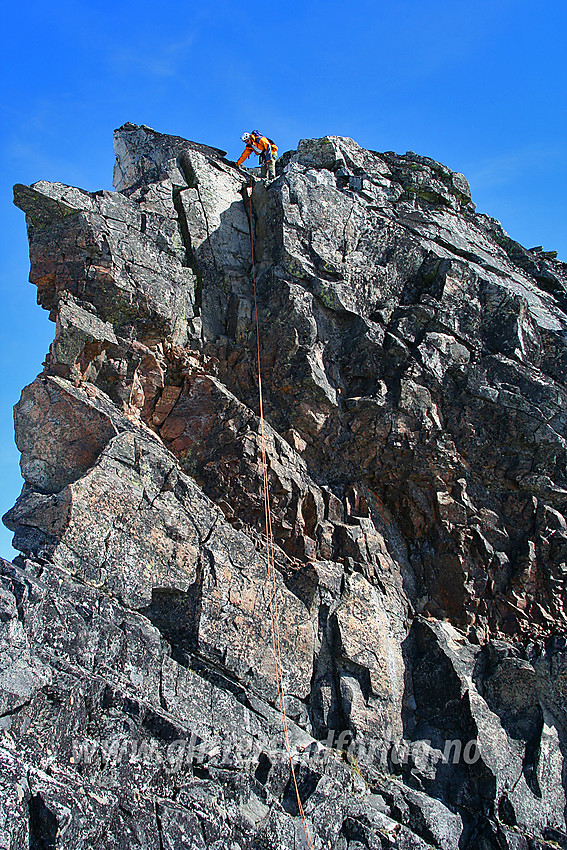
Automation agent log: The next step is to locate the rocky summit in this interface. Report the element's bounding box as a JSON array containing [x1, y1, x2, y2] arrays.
[[2, 123, 567, 849]]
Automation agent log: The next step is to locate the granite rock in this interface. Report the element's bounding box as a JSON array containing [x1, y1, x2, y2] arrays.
[[3, 124, 567, 848]]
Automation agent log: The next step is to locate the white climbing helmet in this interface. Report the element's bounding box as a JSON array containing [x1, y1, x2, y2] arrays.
[[241, 132, 251, 142]]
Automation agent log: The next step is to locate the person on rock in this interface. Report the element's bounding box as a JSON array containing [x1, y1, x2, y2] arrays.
[[237, 131, 278, 180]]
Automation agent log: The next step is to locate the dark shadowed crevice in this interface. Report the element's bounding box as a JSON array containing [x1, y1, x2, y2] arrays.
[[28, 792, 58, 850], [281, 762, 321, 816], [178, 154, 198, 189], [155, 801, 165, 850], [141, 570, 203, 666], [172, 187, 203, 313], [0, 698, 31, 721], [178, 153, 220, 274], [142, 710, 184, 744], [254, 752, 272, 785]]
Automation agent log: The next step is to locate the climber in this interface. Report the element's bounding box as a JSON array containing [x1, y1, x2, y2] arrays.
[[237, 131, 278, 180]]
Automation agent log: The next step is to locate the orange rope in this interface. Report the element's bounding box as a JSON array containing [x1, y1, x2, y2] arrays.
[[247, 177, 314, 849]]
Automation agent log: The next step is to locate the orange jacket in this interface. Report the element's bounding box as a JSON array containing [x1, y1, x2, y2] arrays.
[[237, 135, 278, 167]]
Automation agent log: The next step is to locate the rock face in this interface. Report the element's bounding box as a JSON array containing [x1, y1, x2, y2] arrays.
[[3, 122, 567, 848]]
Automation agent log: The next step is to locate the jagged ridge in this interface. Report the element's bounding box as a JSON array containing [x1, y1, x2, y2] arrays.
[[2, 123, 567, 849]]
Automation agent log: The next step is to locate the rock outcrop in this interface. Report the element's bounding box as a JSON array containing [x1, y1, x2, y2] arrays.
[[2, 123, 567, 848]]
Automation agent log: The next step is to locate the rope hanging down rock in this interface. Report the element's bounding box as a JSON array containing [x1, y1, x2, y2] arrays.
[[246, 176, 314, 850]]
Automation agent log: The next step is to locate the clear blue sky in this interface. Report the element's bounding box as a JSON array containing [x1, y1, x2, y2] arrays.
[[1, 0, 566, 559]]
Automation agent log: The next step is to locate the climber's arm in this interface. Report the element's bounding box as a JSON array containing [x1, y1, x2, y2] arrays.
[[237, 146, 254, 167]]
